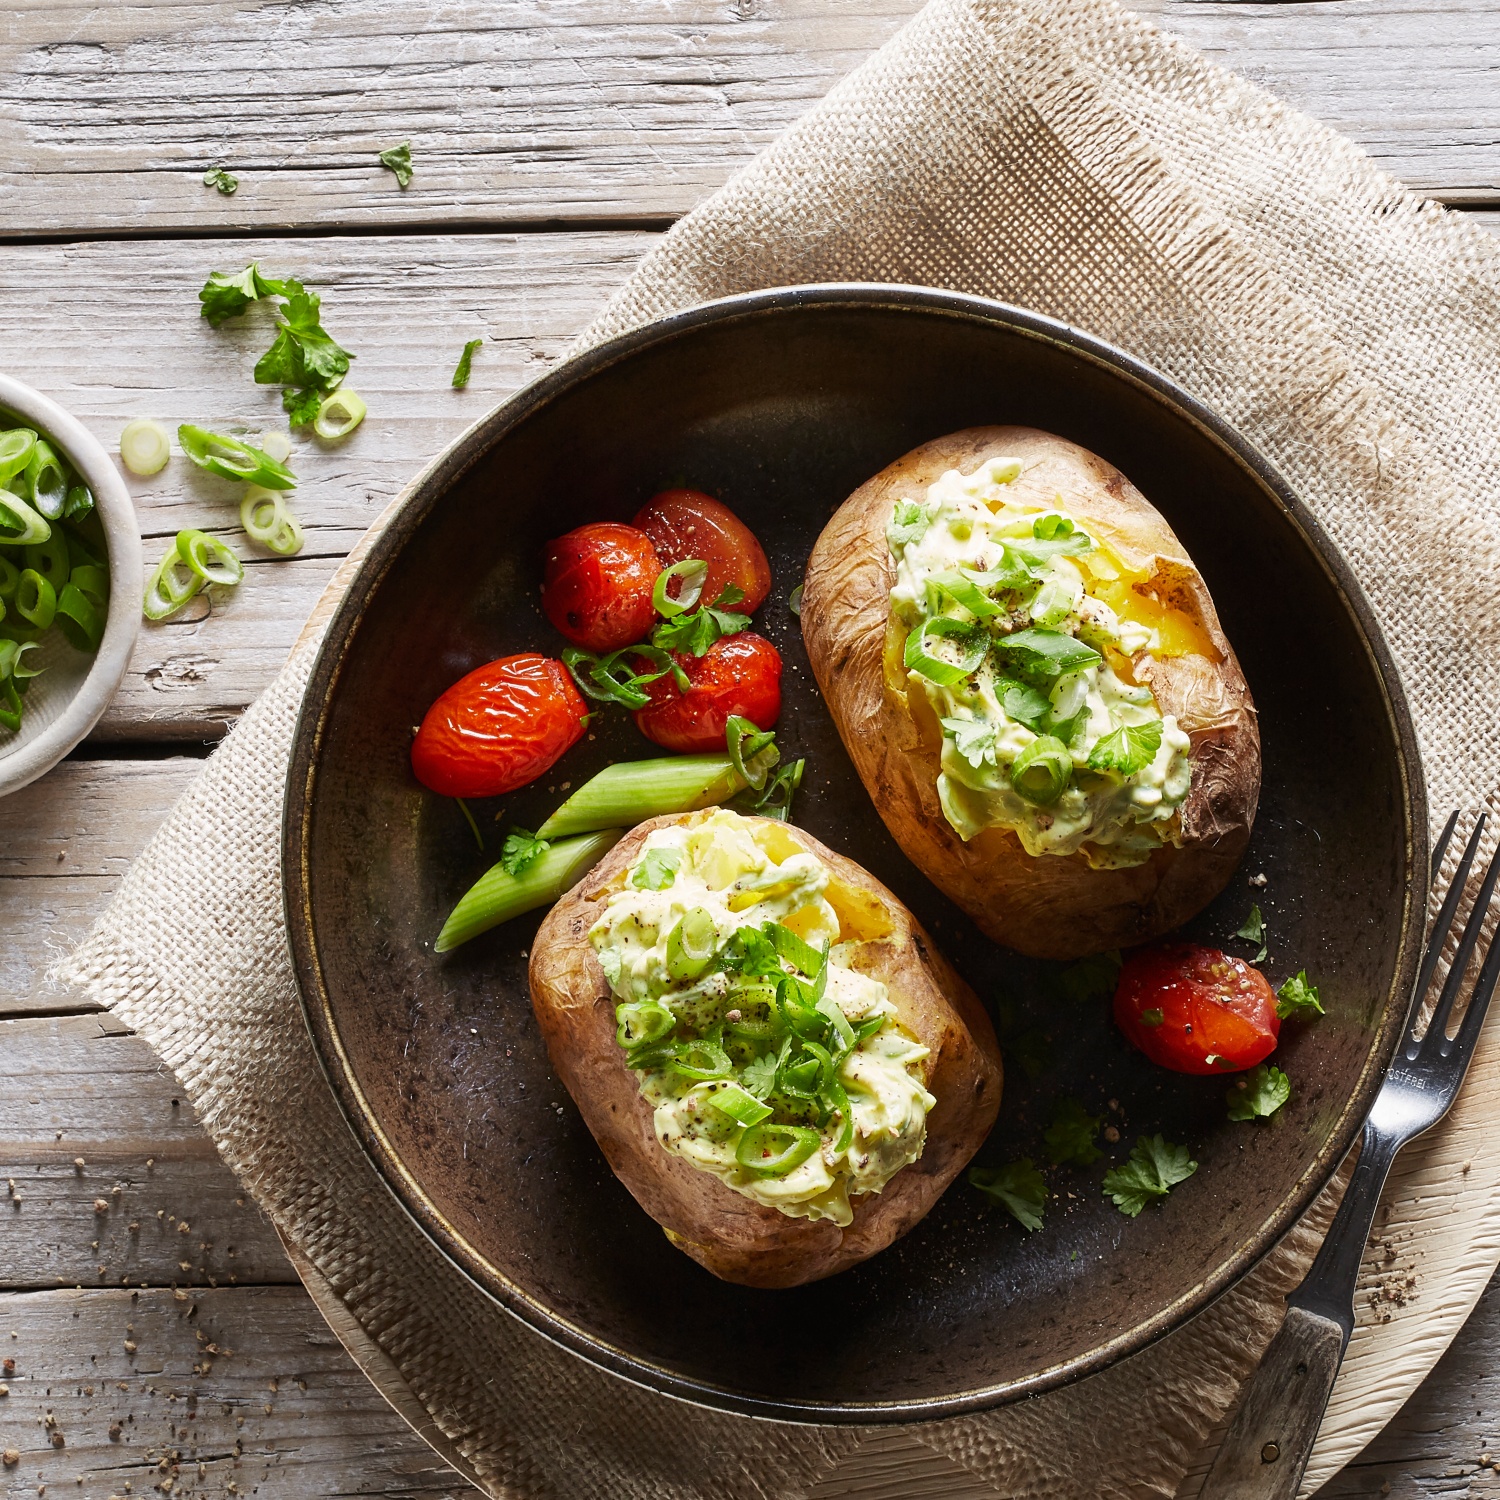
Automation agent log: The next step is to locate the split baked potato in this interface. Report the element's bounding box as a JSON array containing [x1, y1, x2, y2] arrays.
[[529, 808, 1003, 1288], [801, 426, 1259, 960]]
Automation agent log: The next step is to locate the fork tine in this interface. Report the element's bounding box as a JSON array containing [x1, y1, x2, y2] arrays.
[[1447, 885, 1500, 1068], [1430, 809, 1461, 889], [1425, 821, 1500, 1049], [1410, 813, 1486, 1043]]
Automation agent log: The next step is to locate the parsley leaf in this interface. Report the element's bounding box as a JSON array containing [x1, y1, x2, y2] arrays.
[[887, 498, 931, 549], [993, 627, 1101, 682], [1236, 904, 1268, 964], [998, 676, 1052, 732], [1087, 718, 1163, 777], [1054, 949, 1122, 1004], [631, 847, 681, 891], [379, 141, 414, 188], [255, 287, 354, 424], [1227, 1063, 1292, 1121], [941, 715, 998, 769], [650, 585, 750, 656], [969, 1159, 1047, 1231], [1032, 512, 1074, 540], [1007, 1025, 1052, 1081], [715, 927, 782, 980], [1276, 970, 1324, 1021], [500, 828, 550, 877], [202, 165, 238, 196], [452, 338, 483, 390], [740, 1053, 779, 1100], [1045, 1097, 1103, 1167], [1102, 1135, 1198, 1217], [198, 262, 289, 326]]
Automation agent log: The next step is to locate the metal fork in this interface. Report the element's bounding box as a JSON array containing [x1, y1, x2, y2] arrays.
[[1201, 811, 1500, 1499]]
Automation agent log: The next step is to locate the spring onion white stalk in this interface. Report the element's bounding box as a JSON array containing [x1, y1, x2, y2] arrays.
[[255, 428, 293, 464], [313, 390, 367, 441], [240, 487, 304, 556], [536, 756, 748, 840], [119, 419, 172, 477]]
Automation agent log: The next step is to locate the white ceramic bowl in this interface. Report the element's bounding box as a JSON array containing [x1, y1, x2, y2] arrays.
[[0, 374, 142, 797]]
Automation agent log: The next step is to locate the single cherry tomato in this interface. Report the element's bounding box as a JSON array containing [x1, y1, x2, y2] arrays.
[[541, 522, 661, 652], [1114, 943, 1280, 1075], [411, 653, 587, 798], [632, 632, 782, 752], [632, 490, 772, 615]]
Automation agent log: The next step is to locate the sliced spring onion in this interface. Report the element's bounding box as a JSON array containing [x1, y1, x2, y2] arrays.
[[0, 556, 18, 600], [177, 424, 296, 490], [735, 1122, 820, 1179], [313, 389, 367, 442], [725, 715, 779, 792], [24, 441, 69, 521], [0, 676, 21, 732], [927, 569, 1003, 620], [55, 582, 102, 651], [615, 1001, 676, 1051], [787, 583, 804, 616], [0, 638, 42, 682], [68, 564, 109, 609], [119, 418, 172, 477], [142, 542, 204, 622], [0, 428, 37, 487], [176, 528, 244, 587], [652, 558, 708, 618], [536, 756, 747, 840], [1010, 734, 1073, 806], [240, 487, 304, 556], [24, 532, 70, 591], [433, 829, 624, 953], [665, 906, 718, 981], [451, 338, 482, 389], [730, 756, 805, 822], [816, 995, 856, 1054], [255, 429, 294, 464], [15, 570, 56, 630], [561, 643, 670, 710], [0, 491, 52, 547], [764, 921, 823, 978], [903, 615, 986, 687], [63, 483, 93, 521], [708, 1081, 773, 1127], [669, 1037, 733, 1081]]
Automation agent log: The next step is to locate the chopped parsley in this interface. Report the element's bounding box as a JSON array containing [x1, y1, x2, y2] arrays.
[[887, 498, 931, 548], [500, 828, 550, 877], [969, 1159, 1047, 1231], [992, 626, 1101, 682], [631, 847, 681, 891], [1087, 718, 1163, 777], [740, 1052, 778, 1100], [452, 338, 483, 389], [941, 715, 998, 770], [379, 141, 414, 188], [1044, 1097, 1103, 1167], [997, 677, 1052, 733], [1276, 970, 1324, 1021], [202, 165, 238, 195], [651, 585, 750, 656], [1235, 903, 1268, 964], [1102, 1135, 1197, 1217], [1227, 1064, 1291, 1121]]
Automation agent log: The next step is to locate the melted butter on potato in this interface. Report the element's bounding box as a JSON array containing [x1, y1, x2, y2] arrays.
[[887, 456, 1195, 869], [588, 809, 936, 1227]]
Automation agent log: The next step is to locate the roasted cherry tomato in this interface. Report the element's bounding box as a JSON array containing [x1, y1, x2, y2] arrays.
[[541, 522, 661, 652], [633, 490, 772, 615], [1114, 943, 1280, 1075], [632, 632, 782, 752], [411, 653, 587, 798]]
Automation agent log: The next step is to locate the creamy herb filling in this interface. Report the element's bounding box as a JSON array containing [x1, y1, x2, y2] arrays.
[[888, 456, 1192, 868], [589, 809, 935, 1226]]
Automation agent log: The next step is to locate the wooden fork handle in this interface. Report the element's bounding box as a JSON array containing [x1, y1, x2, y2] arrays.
[[1198, 1305, 1347, 1498]]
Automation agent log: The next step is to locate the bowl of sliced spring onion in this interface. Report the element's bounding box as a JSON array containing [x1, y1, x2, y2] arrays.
[[0, 373, 142, 796]]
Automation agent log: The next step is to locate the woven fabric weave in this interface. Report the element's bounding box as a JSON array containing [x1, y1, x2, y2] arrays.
[[61, 0, 1500, 1494]]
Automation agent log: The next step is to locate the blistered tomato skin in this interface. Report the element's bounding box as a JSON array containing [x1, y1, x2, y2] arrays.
[[1114, 943, 1280, 1075], [633, 490, 772, 615], [411, 653, 588, 799], [633, 632, 782, 753], [541, 523, 661, 652]]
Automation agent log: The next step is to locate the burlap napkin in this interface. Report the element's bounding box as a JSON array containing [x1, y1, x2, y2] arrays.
[[61, 0, 1500, 1493]]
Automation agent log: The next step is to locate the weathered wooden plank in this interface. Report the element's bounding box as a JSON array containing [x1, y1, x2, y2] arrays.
[[0, 1284, 460, 1496], [0, 1014, 297, 1289], [2, 0, 1497, 241], [0, 759, 199, 1012], [0, 231, 652, 739]]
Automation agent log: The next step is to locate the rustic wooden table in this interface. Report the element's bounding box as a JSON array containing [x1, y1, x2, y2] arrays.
[[3, 2, 1499, 1495]]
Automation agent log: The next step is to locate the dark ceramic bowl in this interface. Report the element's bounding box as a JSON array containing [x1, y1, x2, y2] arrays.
[[284, 285, 1427, 1423]]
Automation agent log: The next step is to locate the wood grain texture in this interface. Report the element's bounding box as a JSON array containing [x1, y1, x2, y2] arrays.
[[0, 1286, 460, 1497], [0, 232, 651, 738], [2, 0, 1499, 240]]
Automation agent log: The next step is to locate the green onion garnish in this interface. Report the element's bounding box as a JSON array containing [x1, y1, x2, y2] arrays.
[[15, 570, 56, 630], [1010, 734, 1073, 806], [0, 491, 52, 547], [669, 1036, 733, 1081], [561, 643, 675, 710], [536, 756, 747, 840], [735, 1123, 820, 1179], [118, 418, 172, 477], [25, 441, 69, 521], [313, 389, 367, 442], [903, 615, 986, 687], [142, 542, 203, 622], [652, 558, 708, 618], [615, 1001, 675, 1051], [708, 1081, 773, 1128], [0, 429, 37, 487], [55, 583, 103, 652], [0, 556, 18, 601], [666, 907, 718, 982], [240, 487, 304, 556], [68, 564, 109, 610], [177, 424, 296, 490], [927, 569, 1003, 620], [451, 339, 482, 389], [24, 531, 69, 591], [433, 829, 623, 953], [725, 714, 779, 792], [176, 529, 244, 587]]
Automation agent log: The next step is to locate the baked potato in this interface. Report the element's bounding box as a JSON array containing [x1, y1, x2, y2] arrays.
[[801, 426, 1259, 960], [529, 808, 1003, 1288]]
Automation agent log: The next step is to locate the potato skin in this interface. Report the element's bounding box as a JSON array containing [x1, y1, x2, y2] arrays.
[[528, 812, 1003, 1288], [801, 426, 1260, 960]]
